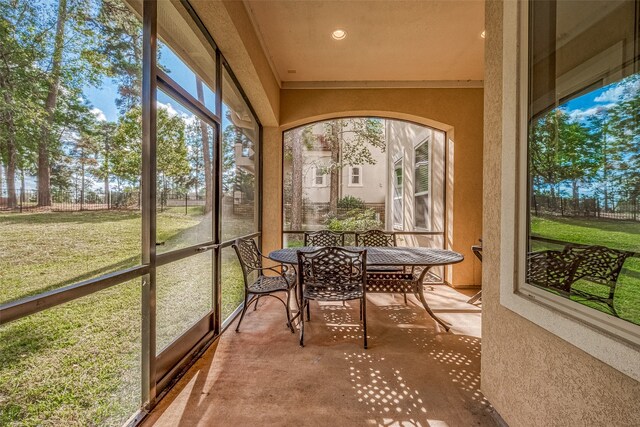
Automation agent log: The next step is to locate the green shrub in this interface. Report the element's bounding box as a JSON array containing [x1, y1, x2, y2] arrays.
[[337, 195, 365, 210], [326, 208, 382, 232]]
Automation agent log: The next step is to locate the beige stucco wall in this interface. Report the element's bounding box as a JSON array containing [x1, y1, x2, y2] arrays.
[[261, 88, 484, 287], [481, 1, 640, 425], [195, 1, 483, 286]]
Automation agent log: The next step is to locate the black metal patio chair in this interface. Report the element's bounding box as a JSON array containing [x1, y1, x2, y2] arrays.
[[232, 237, 297, 333], [297, 247, 368, 348], [303, 230, 344, 246], [355, 229, 407, 303]]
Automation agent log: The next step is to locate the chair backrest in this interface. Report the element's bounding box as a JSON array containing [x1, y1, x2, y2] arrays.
[[563, 244, 631, 286], [297, 247, 366, 291], [304, 230, 344, 246], [355, 229, 396, 247], [232, 238, 262, 286], [527, 250, 580, 293]]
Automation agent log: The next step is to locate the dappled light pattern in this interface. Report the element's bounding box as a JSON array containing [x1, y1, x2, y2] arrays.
[[319, 302, 365, 343], [346, 351, 430, 426], [377, 304, 420, 325], [403, 328, 489, 413], [143, 289, 495, 427]]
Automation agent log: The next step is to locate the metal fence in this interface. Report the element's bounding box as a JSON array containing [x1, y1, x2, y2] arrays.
[[0, 189, 254, 217], [0, 189, 141, 212], [531, 194, 639, 221]]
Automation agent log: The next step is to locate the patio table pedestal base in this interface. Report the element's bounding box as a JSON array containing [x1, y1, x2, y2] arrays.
[[366, 269, 450, 331]]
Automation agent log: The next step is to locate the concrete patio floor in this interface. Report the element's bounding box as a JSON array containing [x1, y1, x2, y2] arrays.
[[143, 286, 496, 426]]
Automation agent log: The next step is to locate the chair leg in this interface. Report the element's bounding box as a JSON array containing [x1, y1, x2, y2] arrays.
[[403, 292, 408, 305], [359, 298, 363, 321], [235, 292, 249, 332], [306, 300, 311, 321], [253, 295, 261, 311], [285, 290, 294, 333], [466, 290, 482, 304], [299, 299, 306, 347], [362, 297, 368, 349]]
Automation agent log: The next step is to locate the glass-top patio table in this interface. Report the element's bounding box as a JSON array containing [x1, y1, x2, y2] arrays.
[[268, 246, 464, 331]]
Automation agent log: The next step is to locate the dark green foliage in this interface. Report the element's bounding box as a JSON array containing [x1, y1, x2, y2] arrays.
[[337, 195, 365, 210]]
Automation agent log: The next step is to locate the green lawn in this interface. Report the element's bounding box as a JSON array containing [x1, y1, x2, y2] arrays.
[[531, 215, 640, 325], [0, 209, 247, 426]]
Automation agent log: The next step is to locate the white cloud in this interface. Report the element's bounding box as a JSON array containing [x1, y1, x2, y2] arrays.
[[157, 101, 200, 126], [594, 79, 640, 103], [566, 104, 614, 121], [90, 107, 107, 122], [157, 101, 180, 117]]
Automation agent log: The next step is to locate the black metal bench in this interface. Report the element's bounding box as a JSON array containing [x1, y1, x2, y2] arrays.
[[527, 244, 632, 315]]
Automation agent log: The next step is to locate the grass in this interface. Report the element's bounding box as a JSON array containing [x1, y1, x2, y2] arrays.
[[531, 215, 640, 325], [0, 208, 250, 426]]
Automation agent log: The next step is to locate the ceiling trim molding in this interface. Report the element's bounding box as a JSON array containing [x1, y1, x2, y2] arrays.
[[242, 0, 283, 89], [281, 80, 484, 89]]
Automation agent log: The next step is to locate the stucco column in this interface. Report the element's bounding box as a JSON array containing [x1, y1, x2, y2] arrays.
[[261, 126, 283, 258]]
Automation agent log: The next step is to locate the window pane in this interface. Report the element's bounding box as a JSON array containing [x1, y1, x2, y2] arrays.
[[157, 0, 216, 112], [222, 69, 259, 241], [0, 0, 142, 305], [156, 251, 213, 351], [526, 0, 640, 326], [0, 280, 141, 425], [414, 142, 429, 194], [393, 161, 403, 228], [415, 193, 429, 229], [155, 90, 215, 252]]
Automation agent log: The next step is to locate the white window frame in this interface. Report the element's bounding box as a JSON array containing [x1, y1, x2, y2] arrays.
[[312, 166, 327, 187], [348, 166, 363, 187], [501, 0, 639, 381], [413, 139, 430, 230], [393, 158, 404, 230]]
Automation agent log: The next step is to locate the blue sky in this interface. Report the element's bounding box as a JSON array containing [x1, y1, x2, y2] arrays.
[[85, 43, 216, 123], [562, 75, 639, 123]]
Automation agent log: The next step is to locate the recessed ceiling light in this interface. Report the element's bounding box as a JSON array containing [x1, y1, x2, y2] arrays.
[[481, 30, 486, 39], [331, 29, 347, 40]]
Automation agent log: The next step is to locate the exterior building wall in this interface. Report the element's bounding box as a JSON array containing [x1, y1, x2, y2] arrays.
[[298, 122, 387, 206], [386, 120, 446, 278], [481, 1, 640, 425], [340, 153, 386, 204]]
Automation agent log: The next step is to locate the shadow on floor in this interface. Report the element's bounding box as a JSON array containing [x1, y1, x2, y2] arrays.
[[143, 287, 495, 427]]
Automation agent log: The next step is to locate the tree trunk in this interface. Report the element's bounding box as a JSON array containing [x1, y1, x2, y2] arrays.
[[602, 126, 609, 212], [20, 169, 25, 205], [0, 74, 17, 209], [290, 128, 303, 230], [38, 0, 67, 207], [103, 132, 110, 208], [329, 121, 340, 216], [572, 180, 579, 214], [80, 149, 85, 211], [196, 77, 213, 213], [3, 108, 17, 209]]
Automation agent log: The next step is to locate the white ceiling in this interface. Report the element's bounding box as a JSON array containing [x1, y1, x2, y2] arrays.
[[244, 0, 485, 86]]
